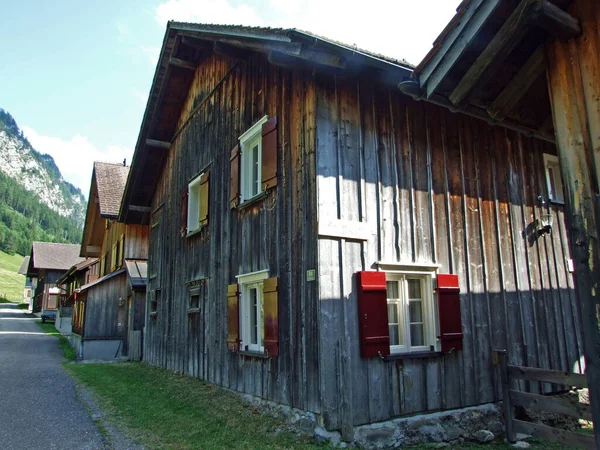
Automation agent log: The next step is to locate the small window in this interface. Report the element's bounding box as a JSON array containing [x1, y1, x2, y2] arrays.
[[187, 174, 204, 233], [190, 294, 200, 309], [544, 154, 565, 204], [237, 270, 269, 352], [386, 271, 437, 354], [240, 116, 268, 203]]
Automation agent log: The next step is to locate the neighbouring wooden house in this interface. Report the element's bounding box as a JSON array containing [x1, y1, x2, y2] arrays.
[[17, 256, 33, 306], [407, 0, 600, 443], [56, 258, 98, 334], [73, 161, 148, 360], [26, 242, 84, 315], [118, 21, 582, 435]]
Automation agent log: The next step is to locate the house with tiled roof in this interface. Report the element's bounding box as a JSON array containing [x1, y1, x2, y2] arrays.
[[119, 20, 582, 442], [26, 242, 84, 315], [72, 161, 149, 360]]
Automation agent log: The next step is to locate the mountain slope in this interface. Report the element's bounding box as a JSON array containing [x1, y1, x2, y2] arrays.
[[0, 109, 86, 226], [0, 109, 85, 255]]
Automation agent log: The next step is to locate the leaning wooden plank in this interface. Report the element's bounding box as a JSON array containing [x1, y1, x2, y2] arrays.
[[510, 390, 592, 421], [513, 420, 594, 449], [508, 365, 588, 388]]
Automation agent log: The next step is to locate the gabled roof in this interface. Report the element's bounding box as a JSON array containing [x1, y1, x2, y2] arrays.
[[29, 242, 85, 272], [18, 256, 30, 275], [93, 161, 130, 217], [119, 22, 414, 224]]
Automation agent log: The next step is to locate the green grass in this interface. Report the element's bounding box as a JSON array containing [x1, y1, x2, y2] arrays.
[[36, 321, 77, 361], [0, 250, 26, 303], [65, 363, 329, 450]]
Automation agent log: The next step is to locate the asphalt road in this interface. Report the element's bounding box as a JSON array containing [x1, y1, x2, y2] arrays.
[[0, 303, 105, 450]]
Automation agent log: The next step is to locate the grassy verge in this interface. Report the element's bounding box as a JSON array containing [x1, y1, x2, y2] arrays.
[[64, 363, 582, 450], [65, 363, 326, 450], [0, 250, 25, 302], [37, 322, 76, 361]]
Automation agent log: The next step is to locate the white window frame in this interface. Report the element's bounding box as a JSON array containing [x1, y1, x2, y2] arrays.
[[236, 269, 269, 352], [239, 116, 268, 203], [379, 263, 439, 354], [543, 153, 565, 204], [187, 173, 204, 233]]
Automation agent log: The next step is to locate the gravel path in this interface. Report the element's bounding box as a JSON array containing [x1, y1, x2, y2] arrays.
[[0, 303, 138, 450]]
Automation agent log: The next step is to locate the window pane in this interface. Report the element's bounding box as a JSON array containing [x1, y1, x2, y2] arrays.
[[386, 281, 399, 299], [409, 300, 423, 323], [410, 324, 424, 346], [387, 303, 398, 323], [252, 144, 259, 196], [389, 325, 399, 346], [407, 278, 421, 299], [250, 288, 258, 345]]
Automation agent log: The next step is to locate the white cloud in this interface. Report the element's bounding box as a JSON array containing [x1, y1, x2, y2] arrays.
[[156, 0, 263, 26], [154, 0, 460, 65], [141, 46, 161, 66], [21, 126, 133, 198]]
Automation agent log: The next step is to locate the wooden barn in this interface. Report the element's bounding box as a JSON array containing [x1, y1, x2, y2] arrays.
[[26, 242, 83, 316], [73, 161, 148, 360], [119, 19, 583, 435]]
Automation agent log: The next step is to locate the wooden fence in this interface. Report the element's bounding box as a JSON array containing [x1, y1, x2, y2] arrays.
[[494, 350, 593, 449]]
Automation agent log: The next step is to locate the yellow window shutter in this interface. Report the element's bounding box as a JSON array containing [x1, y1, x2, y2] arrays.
[[227, 283, 240, 352], [199, 171, 210, 227], [119, 234, 125, 267], [110, 244, 117, 272], [263, 277, 279, 356]]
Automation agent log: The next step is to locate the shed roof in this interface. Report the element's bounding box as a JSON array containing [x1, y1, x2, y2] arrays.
[[30, 242, 85, 271], [18, 256, 30, 275], [94, 161, 130, 217], [125, 260, 148, 291], [119, 22, 414, 224]]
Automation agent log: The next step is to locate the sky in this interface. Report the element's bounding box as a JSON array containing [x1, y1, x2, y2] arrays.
[[0, 0, 461, 198]]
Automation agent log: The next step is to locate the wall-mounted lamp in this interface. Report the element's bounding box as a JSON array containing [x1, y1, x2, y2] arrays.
[[118, 297, 125, 307], [538, 214, 553, 235]]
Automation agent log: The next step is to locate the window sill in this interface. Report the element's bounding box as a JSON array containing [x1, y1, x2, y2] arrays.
[[186, 226, 205, 238], [549, 199, 564, 206], [187, 308, 200, 314], [382, 351, 443, 361], [238, 350, 270, 359], [238, 191, 268, 210]]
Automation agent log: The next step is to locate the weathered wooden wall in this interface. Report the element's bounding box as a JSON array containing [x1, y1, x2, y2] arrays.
[[315, 75, 583, 429], [145, 52, 319, 412], [100, 221, 148, 262], [84, 272, 128, 340]]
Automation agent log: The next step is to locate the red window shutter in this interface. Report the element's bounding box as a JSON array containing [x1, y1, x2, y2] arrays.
[[357, 271, 390, 358], [230, 144, 241, 209], [181, 188, 188, 236], [227, 283, 240, 351], [437, 274, 463, 352], [261, 116, 278, 190], [263, 277, 279, 356]]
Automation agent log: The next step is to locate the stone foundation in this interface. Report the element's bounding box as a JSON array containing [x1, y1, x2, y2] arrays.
[[241, 392, 504, 449]]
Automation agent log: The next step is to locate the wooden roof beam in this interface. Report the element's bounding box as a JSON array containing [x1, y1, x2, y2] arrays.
[[129, 205, 152, 213], [213, 41, 248, 60], [449, 0, 540, 108], [180, 35, 213, 52], [487, 46, 546, 121], [169, 57, 196, 71], [420, 0, 502, 99], [449, 0, 580, 108], [146, 139, 171, 150]]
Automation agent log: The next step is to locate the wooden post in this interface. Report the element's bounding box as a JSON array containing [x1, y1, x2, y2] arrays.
[[495, 350, 516, 443], [545, 1, 600, 447]]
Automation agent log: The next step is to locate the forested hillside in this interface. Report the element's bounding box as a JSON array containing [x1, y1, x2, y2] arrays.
[[0, 109, 84, 255]]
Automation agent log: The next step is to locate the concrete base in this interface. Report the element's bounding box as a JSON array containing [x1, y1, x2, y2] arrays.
[[55, 309, 72, 335], [69, 334, 123, 360]]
